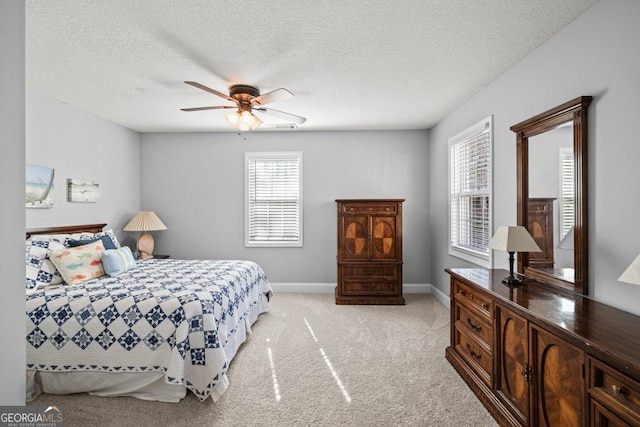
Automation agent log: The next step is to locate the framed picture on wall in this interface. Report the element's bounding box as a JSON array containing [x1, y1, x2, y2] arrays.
[[67, 178, 99, 203], [26, 164, 55, 209]]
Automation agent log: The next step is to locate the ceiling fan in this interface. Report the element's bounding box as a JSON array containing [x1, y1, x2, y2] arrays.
[[181, 81, 306, 131]]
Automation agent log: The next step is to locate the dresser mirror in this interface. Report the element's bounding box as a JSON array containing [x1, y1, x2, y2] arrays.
[[510, 96, 592, 294]]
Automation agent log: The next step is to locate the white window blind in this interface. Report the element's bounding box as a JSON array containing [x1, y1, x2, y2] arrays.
[[559, 147, 575, 239], [449, 117, 492, 267], [245, 152, 303, 247]]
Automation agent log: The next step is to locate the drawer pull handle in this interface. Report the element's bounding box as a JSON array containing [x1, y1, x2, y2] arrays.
[[457, 289, 465, 296], [612, 384, 622, 396], [481, 303, 489, 310], [466, 344, 482, 361], [467, 318, 482, 333]]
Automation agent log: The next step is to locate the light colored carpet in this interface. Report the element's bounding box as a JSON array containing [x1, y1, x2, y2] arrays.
[[29, 293, 498, 426]]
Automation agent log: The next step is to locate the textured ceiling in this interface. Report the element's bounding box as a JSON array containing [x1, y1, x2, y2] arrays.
[[25, 0, 598, 133]]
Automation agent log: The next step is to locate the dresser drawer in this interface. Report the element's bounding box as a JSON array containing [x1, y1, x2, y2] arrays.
[[588, 356, 640, 425], [455, 325, 492, 386], [340, 202, 399, 215], [455, 302, 492, 347], [341, 278, 400, 296], [453, 279, 493, 324], [341, 264, 398, 277]]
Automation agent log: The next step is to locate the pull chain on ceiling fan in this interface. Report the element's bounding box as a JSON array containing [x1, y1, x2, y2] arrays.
[[181, 81, 306, 131]]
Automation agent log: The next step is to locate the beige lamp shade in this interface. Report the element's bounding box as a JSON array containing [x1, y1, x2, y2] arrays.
[[618, 254, 640, 286], [123, 211, 167, 232], [123, 211, 167, 259], [488, 226, 541, 286], [488, 226, 541, 253]]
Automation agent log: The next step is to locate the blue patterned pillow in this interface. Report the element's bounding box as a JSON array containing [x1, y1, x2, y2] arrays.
[[102, 246, 137, 277], [75, 229, 121, 248], [25, 239, 65, 291], [68, 235, 117, 250]]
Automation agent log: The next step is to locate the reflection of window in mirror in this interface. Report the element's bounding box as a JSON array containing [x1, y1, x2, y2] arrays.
[[559, 147, 574, 241]]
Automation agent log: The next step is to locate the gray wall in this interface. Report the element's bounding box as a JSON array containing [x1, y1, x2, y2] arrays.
[[140, 130, 430, 284], [25, 91, 141, 245], [0, 0, 26, 405], [429, 0, 640, 315]]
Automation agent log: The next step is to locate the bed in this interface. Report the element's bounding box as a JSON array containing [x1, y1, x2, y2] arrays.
[[25, 223, 273, 402]]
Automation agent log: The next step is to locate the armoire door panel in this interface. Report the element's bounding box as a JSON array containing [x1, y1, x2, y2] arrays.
[[341, 216, 369, 260], [371, 216, 397, 260]]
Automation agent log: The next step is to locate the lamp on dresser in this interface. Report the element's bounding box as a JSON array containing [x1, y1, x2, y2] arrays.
[[123, 211, 167, 259], [488, 225, 541, 285], [619, 254, 640, 285]]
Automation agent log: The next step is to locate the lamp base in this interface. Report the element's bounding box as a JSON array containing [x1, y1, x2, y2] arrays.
[[137, 233, 155, 259], [502, 276, 523, 286]]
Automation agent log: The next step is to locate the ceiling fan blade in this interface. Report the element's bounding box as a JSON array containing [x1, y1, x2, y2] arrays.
[[255, 107, 306, 124], [184, 81, 236, 103], [251, 88, 294, 106], [181, 106, 236, 112]]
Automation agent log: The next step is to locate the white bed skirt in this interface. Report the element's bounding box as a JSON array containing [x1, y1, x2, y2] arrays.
[[26, 298, 266, 403]]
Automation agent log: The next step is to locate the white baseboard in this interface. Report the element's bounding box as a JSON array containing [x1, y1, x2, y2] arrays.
[[430, 285, 450, 308], [269, 283, 433, 294]]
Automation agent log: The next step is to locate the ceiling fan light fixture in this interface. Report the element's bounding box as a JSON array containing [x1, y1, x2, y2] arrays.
[[225, 111, 240, 126], [227, 109, 262, 131]]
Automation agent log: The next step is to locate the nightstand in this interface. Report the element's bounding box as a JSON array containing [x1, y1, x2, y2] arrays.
[[153, 254, 170, 259]]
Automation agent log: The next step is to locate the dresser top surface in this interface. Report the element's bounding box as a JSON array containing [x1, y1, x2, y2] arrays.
[[447, 267, 640, 377]]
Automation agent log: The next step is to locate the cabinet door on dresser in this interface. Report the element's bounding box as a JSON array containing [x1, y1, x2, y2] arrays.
[[530, 324, 585, 427], [495, 304, 530, 426]]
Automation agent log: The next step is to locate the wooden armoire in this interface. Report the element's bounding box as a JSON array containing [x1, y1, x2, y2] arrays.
[[527, 198, 556, 269], [335, 199, 405, 305]]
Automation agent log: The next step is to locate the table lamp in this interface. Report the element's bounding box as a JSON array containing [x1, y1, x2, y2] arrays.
[[488, 226, 541, 285], [618, 254, 640, 286], [123, 211, 167, 259]]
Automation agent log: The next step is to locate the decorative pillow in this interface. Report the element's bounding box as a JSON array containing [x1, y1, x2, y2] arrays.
[[102, 246, 137, 277], [68, 235, 117, 250], [25, 239, 65, 291], [48, 240, 106, 285], [75, 229, 122, 249]]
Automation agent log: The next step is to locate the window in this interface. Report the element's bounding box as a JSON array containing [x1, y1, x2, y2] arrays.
[[448, 116, 492, 267], [559, 147, 574, 240], [245, 152, 303, 247]]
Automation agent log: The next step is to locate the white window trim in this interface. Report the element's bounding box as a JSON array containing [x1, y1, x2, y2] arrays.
[[245, 151, 303, 247], [448, 116, 493, 268]]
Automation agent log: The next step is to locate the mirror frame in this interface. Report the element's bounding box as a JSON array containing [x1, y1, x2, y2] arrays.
[[510, 96, 592, 295]]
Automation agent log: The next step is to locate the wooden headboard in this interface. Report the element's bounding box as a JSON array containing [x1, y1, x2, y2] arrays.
[[26, 223, 107, 239]]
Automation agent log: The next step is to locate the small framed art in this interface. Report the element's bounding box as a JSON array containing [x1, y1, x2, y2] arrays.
[[67, 178, 99, 202]]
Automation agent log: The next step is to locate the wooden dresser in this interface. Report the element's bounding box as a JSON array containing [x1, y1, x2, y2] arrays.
[[335, 199, 405, 305], [445, 268, 640, 427]]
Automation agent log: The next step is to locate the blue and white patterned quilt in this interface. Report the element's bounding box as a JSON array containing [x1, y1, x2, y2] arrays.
[[26, 259, 272, 401]]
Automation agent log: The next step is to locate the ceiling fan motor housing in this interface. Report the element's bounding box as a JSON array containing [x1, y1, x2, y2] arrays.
[[229, 85, 260, 103]]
